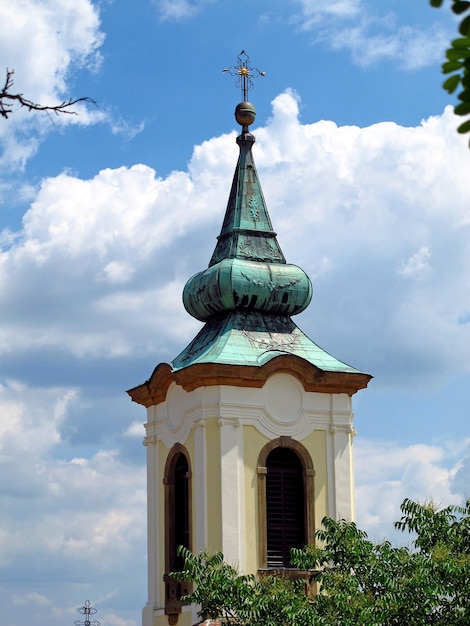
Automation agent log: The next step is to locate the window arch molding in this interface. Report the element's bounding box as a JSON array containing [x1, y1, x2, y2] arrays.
[[257, 436, 315, 569]]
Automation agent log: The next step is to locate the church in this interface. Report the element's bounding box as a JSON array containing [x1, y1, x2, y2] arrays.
[[128, 52, 371, 626]]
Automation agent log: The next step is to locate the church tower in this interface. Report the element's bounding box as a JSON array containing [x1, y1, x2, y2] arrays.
[[128, 52, 371, 626]]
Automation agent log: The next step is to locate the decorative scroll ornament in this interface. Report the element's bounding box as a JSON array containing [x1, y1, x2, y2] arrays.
[[74, 600, 100, 626], [241, 271, 301, 293], [247, 196, 260, 220], [238, 237, 283, 262], [243, 330, 299, 351], [223, 50, 265, 101]]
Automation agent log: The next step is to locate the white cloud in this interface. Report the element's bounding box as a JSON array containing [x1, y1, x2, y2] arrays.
[[0, 382, 145, 570], [292, 0, 449, 69], [0, 0, 103, 99], [294, 0, 362, 24], [398, 246, 432, 280], [152, 0, 214, 21], [124, 421, 146, 438], [98, 261, 135, 285], [12, 592, 52, 607], [453, 452, 470, 498], [110, 118, 146, 140], [0, 0, 104, 170], [331, 22, 448, 69], [1, 93, 469, 388], [0, 457, 145, 581], [355, 438, 469, 542], [0, 380, 76, 459], [0, 383, 144, 624]]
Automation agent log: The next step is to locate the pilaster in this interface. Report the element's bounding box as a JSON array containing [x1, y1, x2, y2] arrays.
[[327, 394, 356, 520], [219, 417, 245, 569], [143, 408, 160, 622], [193, 418, 207, 553]]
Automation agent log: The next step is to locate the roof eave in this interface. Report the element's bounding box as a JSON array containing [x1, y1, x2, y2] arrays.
[[126, 355, 372, 408]]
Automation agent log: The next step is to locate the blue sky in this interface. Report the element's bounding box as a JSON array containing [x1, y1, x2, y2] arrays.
[[0, 1, 469, 625]]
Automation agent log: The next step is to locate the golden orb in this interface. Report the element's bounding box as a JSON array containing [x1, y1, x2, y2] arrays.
[[235, 102, 256, 127]]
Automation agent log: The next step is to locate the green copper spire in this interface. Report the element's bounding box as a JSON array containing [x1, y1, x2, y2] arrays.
[[183, 104, 313, 322], [172, 54, 368, 381], [209, 128, 285, 266]]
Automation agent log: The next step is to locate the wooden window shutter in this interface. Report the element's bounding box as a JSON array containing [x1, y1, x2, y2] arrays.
[[266, 447, 305, 568], [172, 453, 190, 572]]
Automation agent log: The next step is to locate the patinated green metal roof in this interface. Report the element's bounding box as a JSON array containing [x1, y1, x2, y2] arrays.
[[183, 258, 312, 321], [173, 100, 366, 377], [183, 113, 313, 324], [172, 311, 363, 373], [209, 130, 285, 267]]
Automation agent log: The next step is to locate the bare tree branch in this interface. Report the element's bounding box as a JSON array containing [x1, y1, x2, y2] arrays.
[[0, 68, 96, 119]]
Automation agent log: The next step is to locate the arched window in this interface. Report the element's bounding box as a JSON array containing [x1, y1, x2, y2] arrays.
[[164, 444, 192, 616], [266, 447, 304, 567], [258, 437, 315, 570], [171, 453, 190, 571]]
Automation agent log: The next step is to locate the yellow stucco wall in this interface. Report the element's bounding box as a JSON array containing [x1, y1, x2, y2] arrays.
[[157, 438, 167, 606], [243, 425, 268, 573], [204, 417, 222, 553], [301, 428, 328, 531]]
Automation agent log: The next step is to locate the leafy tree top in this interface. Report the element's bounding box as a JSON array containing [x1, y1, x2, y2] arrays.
[[431, 0, 470, 140], [173, 498, 470, 626]]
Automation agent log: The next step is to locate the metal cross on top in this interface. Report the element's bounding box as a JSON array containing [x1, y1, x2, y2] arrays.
[[74, 600, 100, 626], [223, 50, 266, 101]]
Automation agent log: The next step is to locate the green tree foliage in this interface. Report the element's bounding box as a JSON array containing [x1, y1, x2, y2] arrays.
[[172, 549, 314, 626], [172, 498, 470, 626], [430, 1, 470, 140]]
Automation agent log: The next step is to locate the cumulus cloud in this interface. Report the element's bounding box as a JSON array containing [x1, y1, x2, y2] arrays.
[[356, 438, 469, 542], [0, 381, 146, 624], [0, 382, 145, 566], [0, 379, 75, 460], [1, 91, 469, 389], [0, 0, 104, 170]]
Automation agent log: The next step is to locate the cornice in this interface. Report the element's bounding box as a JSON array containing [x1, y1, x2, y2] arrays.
[[127, 355, 371, 408]]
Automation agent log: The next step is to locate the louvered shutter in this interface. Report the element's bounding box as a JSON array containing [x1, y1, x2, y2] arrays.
[[173, 454, 190, 571], [266, 447, 305, 568]]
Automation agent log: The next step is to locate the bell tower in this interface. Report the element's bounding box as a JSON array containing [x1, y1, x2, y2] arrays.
[[128, 52, 371, 626]]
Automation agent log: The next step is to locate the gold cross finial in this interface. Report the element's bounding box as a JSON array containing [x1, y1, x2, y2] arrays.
[[223, 51, 266, 102]]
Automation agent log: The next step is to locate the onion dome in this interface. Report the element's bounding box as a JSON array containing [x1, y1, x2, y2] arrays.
[[183, 102, 312, 322]]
